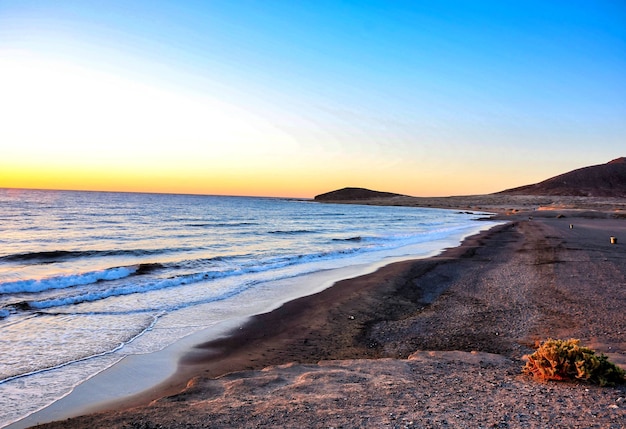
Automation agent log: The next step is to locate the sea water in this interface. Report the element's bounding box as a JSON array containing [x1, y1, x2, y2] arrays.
[[0, 189, 498, 426]]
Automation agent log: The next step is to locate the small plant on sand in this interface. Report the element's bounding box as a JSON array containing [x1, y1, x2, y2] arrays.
[[523, 338, 625, 386]]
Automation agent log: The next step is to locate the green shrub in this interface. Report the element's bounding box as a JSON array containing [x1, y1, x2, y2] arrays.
[[523, 338, 625, 386]]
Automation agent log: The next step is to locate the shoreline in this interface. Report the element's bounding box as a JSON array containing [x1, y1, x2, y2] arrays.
[[9, 219, 498, 429], [20, 204, 626, 427], [314, 194, 626, 216]]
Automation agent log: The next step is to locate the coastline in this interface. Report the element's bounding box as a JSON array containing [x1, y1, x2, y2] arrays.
[[18, 201, 626, 428], [9, 218, 497, 429]]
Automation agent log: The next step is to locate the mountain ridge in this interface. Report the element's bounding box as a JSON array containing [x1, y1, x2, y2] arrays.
[[314, 158, 626, 200], [497, 157, 626, 197]]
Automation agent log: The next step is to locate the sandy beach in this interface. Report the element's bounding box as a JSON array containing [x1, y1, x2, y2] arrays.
[[26, 198, 626, 428]]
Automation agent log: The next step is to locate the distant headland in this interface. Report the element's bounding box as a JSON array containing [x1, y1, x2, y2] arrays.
[[313, 187, 405, 201], [497, 157, 626, 197], [313, 158, 626, 215]]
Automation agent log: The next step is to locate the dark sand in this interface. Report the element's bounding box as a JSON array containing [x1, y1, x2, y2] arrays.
[[31, 205, 626, 428]]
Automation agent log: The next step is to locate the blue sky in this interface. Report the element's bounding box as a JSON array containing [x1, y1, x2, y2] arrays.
[[1, 1, 624, 197]]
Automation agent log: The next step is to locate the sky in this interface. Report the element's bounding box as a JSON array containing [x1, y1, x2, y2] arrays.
[[0, 1, 625, 198]]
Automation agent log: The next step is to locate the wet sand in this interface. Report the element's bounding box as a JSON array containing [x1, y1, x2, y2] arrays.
[[30, 203, 626, 428]]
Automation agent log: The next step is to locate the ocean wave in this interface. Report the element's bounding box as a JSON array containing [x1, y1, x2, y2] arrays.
[[268, 229, 315, 235], [5, 225, 478, 309], [0, 248, 191, 264], [20, 248, 368, 309], [0, 250, 90, 263], [0, 263, 161, 295], [315, 212, 346, 216], [25, 271, 222, 309], [185, 222, 258, 228]]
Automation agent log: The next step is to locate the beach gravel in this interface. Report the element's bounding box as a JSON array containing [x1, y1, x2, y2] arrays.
[[32, 210, 626, 429]]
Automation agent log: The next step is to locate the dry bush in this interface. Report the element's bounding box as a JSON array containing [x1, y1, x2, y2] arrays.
[[523, 338, 625, 386]]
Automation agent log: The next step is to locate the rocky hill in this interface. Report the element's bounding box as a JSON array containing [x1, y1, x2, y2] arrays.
[[314, 158, 626, 202], [497, 157, 626, 197], [314, 187, 404, 201]]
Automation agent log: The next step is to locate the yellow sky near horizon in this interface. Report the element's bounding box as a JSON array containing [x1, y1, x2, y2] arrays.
[[0, 57, 526, 198]]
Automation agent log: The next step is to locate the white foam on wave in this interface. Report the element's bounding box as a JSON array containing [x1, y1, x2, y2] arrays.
[[0, 312, 162, 385], [23, 224, 476, 310], [0, 266, 139, 294]]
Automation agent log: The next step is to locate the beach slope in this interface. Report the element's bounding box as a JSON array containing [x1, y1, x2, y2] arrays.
[[31, 211, 626, 428]]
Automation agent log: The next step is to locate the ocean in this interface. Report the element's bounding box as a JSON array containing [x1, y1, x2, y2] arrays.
[[0, 189, 499, 427]]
